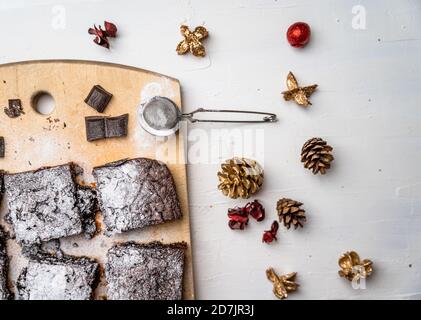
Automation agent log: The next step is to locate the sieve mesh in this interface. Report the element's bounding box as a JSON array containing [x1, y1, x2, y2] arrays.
[[142, 97, 180, 131]]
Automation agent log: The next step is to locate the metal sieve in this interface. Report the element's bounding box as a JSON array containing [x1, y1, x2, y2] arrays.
[[138, 96, 278, 137]]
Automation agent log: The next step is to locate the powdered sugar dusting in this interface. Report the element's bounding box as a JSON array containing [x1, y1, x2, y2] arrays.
[[140, 77, 176, 104]]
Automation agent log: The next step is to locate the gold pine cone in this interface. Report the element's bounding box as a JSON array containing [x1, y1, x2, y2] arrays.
[[217, 157, 264, 199], [301, 137, 334, 175], [338, 251, 373, 282], [276, 198, 306, 229]]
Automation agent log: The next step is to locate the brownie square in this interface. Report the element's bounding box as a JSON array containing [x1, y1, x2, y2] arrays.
[[17, 252, 99, 300], [3, 164, 83, 245], [93, 158, 182, 235], [0, 226, 11, 300], [105, 242, 186, 300], [84, 85, 112, 113]]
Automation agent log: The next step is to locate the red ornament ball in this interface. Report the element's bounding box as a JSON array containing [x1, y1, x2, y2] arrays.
[[286, 22, 311, 48]]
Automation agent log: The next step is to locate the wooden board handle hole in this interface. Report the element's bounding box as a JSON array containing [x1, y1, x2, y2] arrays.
[[31, 91, 56, 115]]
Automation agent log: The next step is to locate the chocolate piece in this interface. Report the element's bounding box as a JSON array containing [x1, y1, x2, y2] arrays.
[[85, 114, 128, 142], [4, 99, 24, 118], [0, 137, 4, 158], [3, 164, 96, 245], [85, 116, 106, 141], [105, 114, 129, 138], [17, 251, 99, 300], [0, 226, 11, 300], [93, 158, 181, 235], [84, 85, 112, 113], [105, 241, 186, 300]]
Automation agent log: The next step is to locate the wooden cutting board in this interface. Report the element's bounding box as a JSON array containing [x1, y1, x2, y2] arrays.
[[0, 60, 194, 299]]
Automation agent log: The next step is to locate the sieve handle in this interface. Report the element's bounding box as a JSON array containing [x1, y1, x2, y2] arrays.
[[181, 108, 277, 123]]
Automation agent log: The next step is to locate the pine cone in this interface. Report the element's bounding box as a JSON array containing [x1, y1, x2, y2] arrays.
[[217, 157, 264, 199], [301, 137, 334, 174], [277, 198, 306, 229]]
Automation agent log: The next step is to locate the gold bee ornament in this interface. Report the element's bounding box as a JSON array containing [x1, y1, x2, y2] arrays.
[[282, 72, 318, 107], [266, 267, 299, 300], [176, 25, 209, 57], [338, 251, 373, 282]]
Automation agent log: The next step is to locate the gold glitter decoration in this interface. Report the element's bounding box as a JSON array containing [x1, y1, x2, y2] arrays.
[[217, 157, 264, 199], [266, 267, 299, 300], [338, 251, 373, 282], [282, 72, 318, 107], [176, 25, 208, 57]]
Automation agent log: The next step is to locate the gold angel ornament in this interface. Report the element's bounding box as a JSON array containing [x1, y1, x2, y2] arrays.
[[176, 25, 209, 57], [266, 267, 299, 300], [282, 72, 318, 107], [338, 251, 373, 282]]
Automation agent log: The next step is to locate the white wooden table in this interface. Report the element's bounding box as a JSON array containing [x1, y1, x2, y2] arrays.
[[1, 0, 420, 299]]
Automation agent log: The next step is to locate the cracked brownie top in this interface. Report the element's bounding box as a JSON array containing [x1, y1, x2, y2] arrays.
[[17, 251, 99, 300], [105, 241, 186, 300], [93, 158, 181, 235], [3, 164, 97, 245]]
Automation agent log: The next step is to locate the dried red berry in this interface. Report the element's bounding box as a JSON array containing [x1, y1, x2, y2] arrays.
[[245, 200, 265, 221], [286, 22, 311, 48], [104, 21, 117, 37], [228, 219, 247, 230], [95, 38, 109, 48], [227, 207, 249, 230], [263, 221, 279, 244], [88, 21, 117, 49], [89, 25, 109, 48]]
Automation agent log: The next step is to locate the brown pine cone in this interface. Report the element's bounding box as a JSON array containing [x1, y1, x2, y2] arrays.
[[217, 157, 264, 199], [301, 137, 334, 174], [277, 198, 306, 229]]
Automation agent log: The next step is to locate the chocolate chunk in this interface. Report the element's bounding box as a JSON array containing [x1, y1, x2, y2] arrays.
[[106, 114, 129, 138], [85, 114, 128, 142], [0, 226, 11, 300], [0, 137, 4, 158], [105, 241, 186, 300], [85, 116, 106, 142], [4, 99, 24, 118], [17, 251, 99, 300], [3, 164, 96, 245], [84, 85, 112, 113], [93, 158, 182, 235]]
